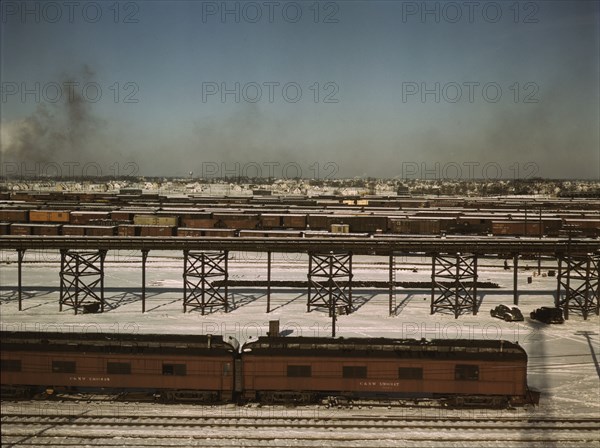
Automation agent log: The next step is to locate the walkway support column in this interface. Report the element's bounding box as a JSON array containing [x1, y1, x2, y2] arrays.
[[17, 249, 25, 311], [557, 253, 599, 320], [307, 252, 353, 315], [141, 249, 149, 313], [59, 249, 107, 315], [183, 250, 228, 314], [388, 253, 394, 316], [431, 252, 478, 319], [266, 251, 272, 313], [513, 254, 519, 305]]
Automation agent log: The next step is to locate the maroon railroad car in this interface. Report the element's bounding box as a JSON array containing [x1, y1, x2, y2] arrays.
[[282, 214, 307, 229], [70, 211, 111, 225], [85, 226, 116, 237], [564, 218, 600, 237], [117, 224, 138, 236], [238, 230, 303, 238], [492, 221, 543, 236], [110, 211, 134, 221], [259, 214, 283, 229], [180, 217, 218, 228], [9, 224, 32, 236], [306, 214, 329, 230], [0, 210, 29, 223], [139, 225, 175, 237], [10, 223, 61, 236], [203, 228, 236, 237], [0, 332, 238, 402], [215, 215, 260, 230], [177, 227, 204, 237], [61, 225, 86, 236], [241, 337, 536, 407]]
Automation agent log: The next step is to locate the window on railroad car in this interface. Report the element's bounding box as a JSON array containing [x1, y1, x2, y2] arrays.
[[0, 359, 22, 372], [287, 365, 312, 377], [162, 363, 186, 376], [343, 366, 367, 378], [398, 367, 423, 380], [480, 348, 496, 353], [52, 361, 76, 373], [454, 364, 479, 381], [107, 362, 131, 374]]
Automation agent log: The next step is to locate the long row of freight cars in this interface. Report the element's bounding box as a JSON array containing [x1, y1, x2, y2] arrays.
[[1, 207, 598, 237], [2, 189, 599, 210]]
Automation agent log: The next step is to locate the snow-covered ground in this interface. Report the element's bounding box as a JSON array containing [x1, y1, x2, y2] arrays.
[[1, 250, 599, 417]]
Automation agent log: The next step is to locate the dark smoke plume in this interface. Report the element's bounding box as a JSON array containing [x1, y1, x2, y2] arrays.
[[1, 65, 106, 166]]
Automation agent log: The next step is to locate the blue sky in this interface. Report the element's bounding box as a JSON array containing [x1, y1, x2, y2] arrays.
[[1, 1, 599, 179]]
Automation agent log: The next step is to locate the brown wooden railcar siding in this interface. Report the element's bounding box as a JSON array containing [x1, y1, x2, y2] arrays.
[[0, 210, 29, 222], [30, 224, 61, 236], [243, 356, 526, 397], [29, 210, 70, 223], [203, 229, 236, 237], [177, 227, 204, 237], [283, 214, 307, 228], [62, 225, 87, 236], [260, 214, 283, 229], [110, 211, 134, 221], [117, 225, 137, 236], [242, 338, 527, 398], [85, 226, 117, 236], [139, 226, 176, 237], [10, 224, 32, 235], [70, 212, 111, 225], [0, 332, 236, 393], [2, 350, 233, 391], [180, 218, 218, 228]]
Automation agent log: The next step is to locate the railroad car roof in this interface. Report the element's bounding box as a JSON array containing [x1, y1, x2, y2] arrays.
[[243, 337, 527, 361], [0, 331, 238, 356]]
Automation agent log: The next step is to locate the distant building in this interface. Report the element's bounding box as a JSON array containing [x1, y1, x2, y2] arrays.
[[120, 188, 143, 195], [396, 184, 409, 195], [558, 190, 600, 198], [253, 189, 272, 196]]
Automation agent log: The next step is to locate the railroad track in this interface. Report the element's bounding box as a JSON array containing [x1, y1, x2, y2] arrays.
[[3, 413, 599, 447], [2, 435, 598, 448], [3, 413, 600, 430]]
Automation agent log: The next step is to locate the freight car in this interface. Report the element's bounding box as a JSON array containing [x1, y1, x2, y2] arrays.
[[0, 332, 539, 407]]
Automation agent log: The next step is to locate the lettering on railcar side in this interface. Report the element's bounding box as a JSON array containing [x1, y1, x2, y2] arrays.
[[68, 376, 111, 382]]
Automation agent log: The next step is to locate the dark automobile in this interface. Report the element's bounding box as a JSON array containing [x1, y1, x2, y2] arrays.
[[490, 304, 524, 322], [530, 307, 565, 324]]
